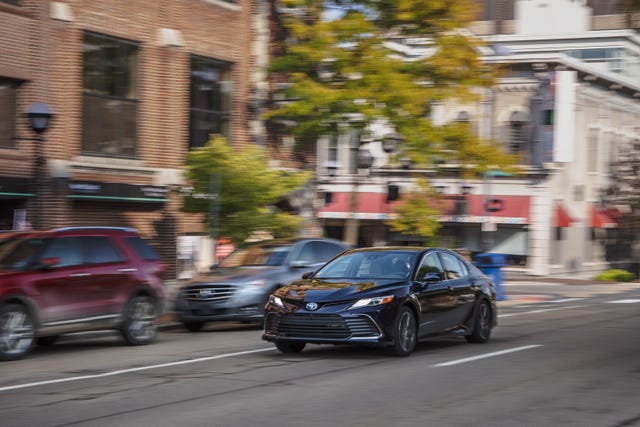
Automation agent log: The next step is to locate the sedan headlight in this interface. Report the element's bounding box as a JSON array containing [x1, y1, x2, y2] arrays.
[[348, 295, 394, 310], [269, 294, 285, 308], [242, 279, 266, 291]]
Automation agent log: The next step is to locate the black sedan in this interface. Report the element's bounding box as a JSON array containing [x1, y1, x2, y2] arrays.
[[263, 247, 497, 356]]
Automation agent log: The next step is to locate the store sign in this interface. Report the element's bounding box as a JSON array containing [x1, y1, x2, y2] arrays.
[[68, 181, 168, 203]]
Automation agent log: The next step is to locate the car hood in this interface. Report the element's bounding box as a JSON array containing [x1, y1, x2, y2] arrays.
[[181, 266, 281, 287], [279, 278, 404, 302]]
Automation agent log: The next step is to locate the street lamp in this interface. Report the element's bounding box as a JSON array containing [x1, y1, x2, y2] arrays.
[[27, 102, 53, 230]]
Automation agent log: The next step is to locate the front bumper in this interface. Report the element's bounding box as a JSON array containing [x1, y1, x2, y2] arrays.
[[262, 311, 388, 345], [174, 296, 264, 323]]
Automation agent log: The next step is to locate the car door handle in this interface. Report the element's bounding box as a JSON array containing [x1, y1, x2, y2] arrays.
[[118, 268, 137, 273], [70, 273, 91, 277]]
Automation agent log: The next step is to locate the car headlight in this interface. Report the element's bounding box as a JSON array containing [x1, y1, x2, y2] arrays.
[[269, 294, 285, 308], [243, 279, 266, 291], [348, 295, 394, 310]]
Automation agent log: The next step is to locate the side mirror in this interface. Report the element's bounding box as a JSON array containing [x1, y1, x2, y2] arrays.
[[421, 272, 443, 283], [290, 260, 313, 269], [301, 271, 314, 279], [39, 257, 60, 269]]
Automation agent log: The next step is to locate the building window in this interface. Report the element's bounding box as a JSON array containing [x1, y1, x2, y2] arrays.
[[189, 56, 231, 149], [508, 111, 527, 156], [587, 128, 598, 173], [82, 31, 139, 158], [0, 79, 18, 148]]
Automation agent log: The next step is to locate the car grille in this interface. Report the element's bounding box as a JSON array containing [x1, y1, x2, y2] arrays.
[[266, 313, 380, 339], [183, 284, 236, 302]]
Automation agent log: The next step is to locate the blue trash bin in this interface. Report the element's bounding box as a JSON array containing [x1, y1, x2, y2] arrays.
[[472, 253, 506, 301]]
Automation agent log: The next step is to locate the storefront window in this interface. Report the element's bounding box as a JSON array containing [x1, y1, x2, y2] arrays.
[[82, 31, 139, 158]]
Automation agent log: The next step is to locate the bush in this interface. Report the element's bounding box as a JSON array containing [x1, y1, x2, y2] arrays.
[[594, 269, 636, 282]]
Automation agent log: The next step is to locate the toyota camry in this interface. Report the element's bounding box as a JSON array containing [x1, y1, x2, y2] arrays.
[[262, 247, 497, 356]]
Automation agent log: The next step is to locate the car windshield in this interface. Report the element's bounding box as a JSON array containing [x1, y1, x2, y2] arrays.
[[314, 250, 418, 280], [220, 243, 292, 267], [0, 237, 47, 271]]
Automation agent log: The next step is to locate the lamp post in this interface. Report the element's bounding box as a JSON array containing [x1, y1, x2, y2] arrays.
[[27, 102, 53, 230], [344, 147, 374, 246]]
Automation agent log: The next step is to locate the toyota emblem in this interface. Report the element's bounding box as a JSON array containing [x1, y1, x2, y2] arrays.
[[305, 302, 319, 311]]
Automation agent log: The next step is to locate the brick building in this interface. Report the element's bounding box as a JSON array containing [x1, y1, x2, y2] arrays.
[[0, 0, 259, 278]]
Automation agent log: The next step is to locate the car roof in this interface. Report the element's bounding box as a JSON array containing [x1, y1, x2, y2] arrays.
[[239, 237, 349, 247], [0, 227, 140, 239]]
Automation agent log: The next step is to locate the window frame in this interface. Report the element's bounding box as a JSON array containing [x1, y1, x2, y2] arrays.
[[188, 55, 232, 150], [81, 31, 140, 159]]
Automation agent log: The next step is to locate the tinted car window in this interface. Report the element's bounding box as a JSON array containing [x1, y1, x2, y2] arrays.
[[0, 238, 46, 270], [297, 241, 344, 264], [221, 243, 292, 267], [416, 252, 445, 280], [125, 236, 158, 261], [316, 251, 416, 279], [40, 237, 83, 268], [83, 236, 125, 264], [440, 252, 467, 280]]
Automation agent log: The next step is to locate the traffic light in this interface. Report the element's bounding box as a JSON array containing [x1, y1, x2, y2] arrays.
[[387, 184, 399, 202]]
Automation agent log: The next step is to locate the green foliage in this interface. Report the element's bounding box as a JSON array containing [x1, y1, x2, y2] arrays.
[[182, 135, 311, 245], [267, 0, 510, 174], [385, 177, 444, 244], [594, 269, 635, 282]]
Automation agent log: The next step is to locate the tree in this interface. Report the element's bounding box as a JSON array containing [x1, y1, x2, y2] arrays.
[[265, 0, 512, 173], [182, 135, 311, 245], [385, 177, 445, 245]]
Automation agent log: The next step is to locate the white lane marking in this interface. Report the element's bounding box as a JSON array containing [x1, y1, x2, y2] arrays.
[[432, 345, 543, 367], [0, 348, 275, 393], [502, 283, 559, 287], [498, 305, 585, 318], [550, 298, 585, 303], [608, 299, 640, 304]]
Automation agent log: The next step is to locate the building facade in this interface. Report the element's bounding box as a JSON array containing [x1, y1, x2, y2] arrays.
[[0, 0, 259, 278], [314, 0, 640, 277]]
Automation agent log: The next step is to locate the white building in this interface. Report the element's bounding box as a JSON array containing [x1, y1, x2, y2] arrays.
[[315, 0, 640, 277]]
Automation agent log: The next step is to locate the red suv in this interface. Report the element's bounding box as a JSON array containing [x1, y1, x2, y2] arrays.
[[0, 227, 166, 361]]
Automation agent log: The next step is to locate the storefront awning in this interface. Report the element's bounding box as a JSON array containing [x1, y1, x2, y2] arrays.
[[555, 203, 573, 228], [318, 192, 397, 219], [591, 206, 617, 228], [318, 192, 530, 224], [0, 176, 34, 198]]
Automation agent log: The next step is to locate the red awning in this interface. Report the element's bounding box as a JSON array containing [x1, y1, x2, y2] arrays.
[[318, 192, 530, 224], [318, 192, 399, 219], [591, 206, 617, 228], [555, 203, 573, 228]]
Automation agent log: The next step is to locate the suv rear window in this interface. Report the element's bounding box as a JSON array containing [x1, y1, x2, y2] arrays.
[[125, 237, 159, 260]]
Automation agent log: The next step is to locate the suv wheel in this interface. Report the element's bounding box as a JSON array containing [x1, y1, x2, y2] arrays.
[[0, 304, 35, 361], [121, 295, 158, 345]]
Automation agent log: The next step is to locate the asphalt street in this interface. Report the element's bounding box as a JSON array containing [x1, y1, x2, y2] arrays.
[[1, 278, 639, 427]]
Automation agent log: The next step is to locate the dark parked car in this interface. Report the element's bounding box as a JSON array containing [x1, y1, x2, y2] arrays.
[[263, 247, 497, 356], [174, 238, 349, 331], [0, 227, 166, 361]]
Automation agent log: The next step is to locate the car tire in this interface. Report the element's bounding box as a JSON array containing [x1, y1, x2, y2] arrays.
[[121, 295, 158, 345], [275, 341, 306, 354], [0, 303, 36, 361], [37, 335, 60, 346], [183, 322, 204, 332], [389, 306, 417, 357], [465, 299, 492, 344]]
